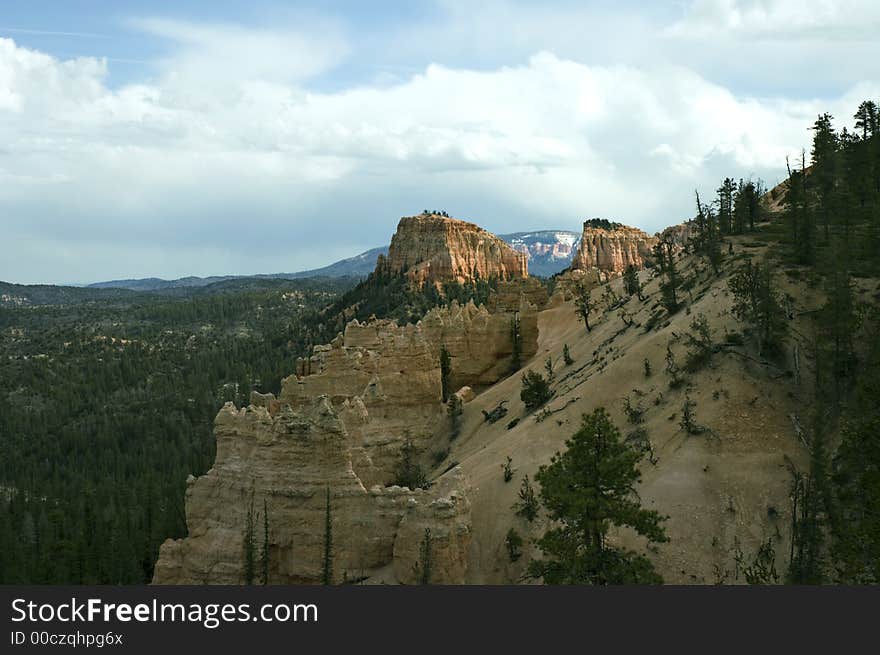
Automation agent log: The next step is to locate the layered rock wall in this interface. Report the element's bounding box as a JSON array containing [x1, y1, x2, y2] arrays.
[[378, 214, 528, 285], [570, 223, 658, 274], [155, 296, 538, 584], [153, 398, 470, 584], [285, 299, 539, 479]]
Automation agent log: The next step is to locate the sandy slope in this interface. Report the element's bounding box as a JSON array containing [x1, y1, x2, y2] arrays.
[[433, 236, 814, 584]]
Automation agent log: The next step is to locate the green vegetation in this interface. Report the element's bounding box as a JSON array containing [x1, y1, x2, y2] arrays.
[[528, 408, 668, 584], [502, 456, 514, 483], [513, 475, 538, 522], [520, 370, 552, 411], [653, 239, 680, 314], [322, 487, 334, 585], [392, 439, 430, 490], [261, 498, 270, 586], [728, 260, 787, 357], [583, 218, 623, 231], [573, 283, 592, 332], [243, 489, 257, 585], [413, 527, 433, 584], [505, 528, 523, 562], [325, 269, 498, 327], [622, 264, 643, 299], [510, 315, 522, 372], [440, 345, 452, 403], [0, 277, 353, 584]]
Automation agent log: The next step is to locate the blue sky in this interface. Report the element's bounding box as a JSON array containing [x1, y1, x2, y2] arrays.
[[2, 0, 879, 284]]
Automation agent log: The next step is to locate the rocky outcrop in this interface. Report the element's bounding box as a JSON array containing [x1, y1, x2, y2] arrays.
[[421, 298, 539, 392], [154, 290, 539, 584], [487, 278, 549, 312], [377, 214, 528, 286], [570, 222, 658, 274], [285, 298, 539, 480], [658, 222, 695, 248], [392, 472, 471, 585], [152, 397, 471, 584]]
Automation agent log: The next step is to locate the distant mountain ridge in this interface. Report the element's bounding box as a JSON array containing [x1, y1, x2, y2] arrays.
[[499, 230, 580, 277], [85, 232, 579, 291]]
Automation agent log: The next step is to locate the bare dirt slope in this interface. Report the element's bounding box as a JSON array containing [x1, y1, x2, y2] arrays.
[[433, 237, 813, 584]]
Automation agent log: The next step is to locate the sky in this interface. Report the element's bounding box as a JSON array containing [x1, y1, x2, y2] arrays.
[[1, 0, 879, 284]]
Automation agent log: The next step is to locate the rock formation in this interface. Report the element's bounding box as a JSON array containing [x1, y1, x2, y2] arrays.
[[377, 214, 528, 286], [570, 221, 659, 274], [153, 396, 471, 584], [154, 291, 539, 584], [286, 298, 539, 481], [658, 222, 695, 248]]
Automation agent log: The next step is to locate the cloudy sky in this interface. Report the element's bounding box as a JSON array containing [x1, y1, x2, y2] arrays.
[[2, 0, 879, 284]]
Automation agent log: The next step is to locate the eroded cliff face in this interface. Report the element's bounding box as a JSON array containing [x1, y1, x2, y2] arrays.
[[152, 397, 470, 584], [377, 214, 528, 286], [154, 294, 538, 584], [659, 222, 695, 248], [286, 298, 539, 481], [570, 223, 658, 274]]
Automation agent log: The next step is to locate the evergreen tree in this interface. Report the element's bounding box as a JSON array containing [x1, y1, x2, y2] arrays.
[[243, 490, 256, 585], [513, 475, 539, 522], [510, 315, 522, 372], [811, 113, 840, 242], [413, 528, 433, 584], [520, 370, 552, 411], [716, 177, 736, 234], [818, 267, 859, 384], [695, 191, 721, 274], [574, 284, 593, 332], [260, 498, 269, 585], [393, 439, 429, 490], [830, 321, 880, 582], [321, 488, 333, 585], [528, 408, 668, 584], [544, 355, 554, 382], [787, 424, 829, 584], [853, 100, 878, 140], [728, 259, 787, 357], [786, 156, 815, 265], [653, 239, 679, 313], [439, 345, 452, 403], [622, 265, 642, 299]]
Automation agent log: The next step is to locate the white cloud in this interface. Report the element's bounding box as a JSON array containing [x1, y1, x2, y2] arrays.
[[0, 17, 878, 283], [129, 17, 349, 86], [668, 0, 880, 39]]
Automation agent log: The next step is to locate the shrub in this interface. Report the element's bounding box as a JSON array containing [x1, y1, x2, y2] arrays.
[[502, 456, 515, 483], [623, 395, 645, 424], [521, 370, 552, 411], [392, 439, 430, 489], [680, 396, 705, 435], [684, 314, 715, 372], [513, 475, 539, 522], [665, 344, 686, 389], [505, 528, 524, 562]]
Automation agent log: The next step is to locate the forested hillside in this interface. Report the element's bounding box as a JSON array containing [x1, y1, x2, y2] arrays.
[[0, 278, 355, 583], [687, 99, 880, 582]]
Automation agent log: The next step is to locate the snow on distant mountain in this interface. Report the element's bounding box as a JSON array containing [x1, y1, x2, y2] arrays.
[[499, 230, 581, 277], [86, 231, 577, 291]]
